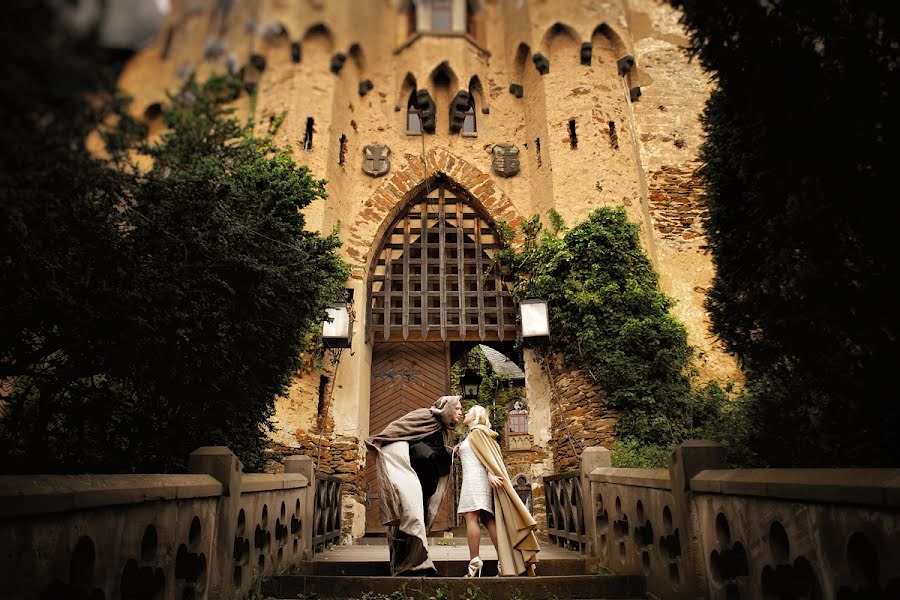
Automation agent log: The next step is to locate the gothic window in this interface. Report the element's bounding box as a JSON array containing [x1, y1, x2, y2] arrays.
[[462, 97, 477, 135], [514, 476, 533, 514], [368, 181, 516, 342], [432, 0, 452, 32], [407, 90, 422, 135], [508, 406, 528, 435]]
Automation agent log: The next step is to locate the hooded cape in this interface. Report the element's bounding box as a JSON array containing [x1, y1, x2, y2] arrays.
[[365, 396, 460, 575], [467, 424, 540, 576]]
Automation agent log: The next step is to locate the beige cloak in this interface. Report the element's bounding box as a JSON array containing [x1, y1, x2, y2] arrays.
[[467, 424, 540, 576]]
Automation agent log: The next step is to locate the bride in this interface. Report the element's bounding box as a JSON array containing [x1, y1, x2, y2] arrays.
[[455, 404, 540, 577]]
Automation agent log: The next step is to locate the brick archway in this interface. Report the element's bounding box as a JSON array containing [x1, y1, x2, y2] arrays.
[[345, 148, 527, 280]]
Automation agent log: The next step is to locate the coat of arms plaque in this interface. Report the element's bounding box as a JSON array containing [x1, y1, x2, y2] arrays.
[[491, 144, 520, 177], [362, 145, 391, 177]]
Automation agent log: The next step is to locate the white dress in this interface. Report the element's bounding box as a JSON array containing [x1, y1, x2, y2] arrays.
[[456, 436, 493, 514]]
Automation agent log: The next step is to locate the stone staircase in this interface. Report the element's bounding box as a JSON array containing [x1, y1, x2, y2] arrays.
[[261, 541, 646, 599]]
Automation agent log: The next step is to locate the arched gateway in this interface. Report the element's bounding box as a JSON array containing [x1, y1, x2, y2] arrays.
[[364, 178, 516, 533]]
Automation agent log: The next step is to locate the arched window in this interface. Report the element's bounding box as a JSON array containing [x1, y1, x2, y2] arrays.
[[508, 401, 528, 435], [462, 96, 477, 135], [407, 90, 422, 135], [514, 476, 533, 514]]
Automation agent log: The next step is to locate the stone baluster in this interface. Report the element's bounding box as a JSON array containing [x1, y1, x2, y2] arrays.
[[188, 446, 243, 599]]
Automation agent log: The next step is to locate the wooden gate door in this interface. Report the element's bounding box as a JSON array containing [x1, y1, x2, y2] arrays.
[[364, 341, 452, 533]]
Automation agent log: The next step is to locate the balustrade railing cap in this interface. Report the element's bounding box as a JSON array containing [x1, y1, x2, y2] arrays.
[[589, 467, 672, 490], [0, 474, 222, 518], [241, 473, 309, 493], [690, 468, 900, 508]]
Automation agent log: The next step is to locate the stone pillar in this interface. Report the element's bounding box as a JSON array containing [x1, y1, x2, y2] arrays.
[[580, 447, 611, 560], [188, 446, 243, 600], [668, 440, 726, 600], [284, 455, 316, 560]]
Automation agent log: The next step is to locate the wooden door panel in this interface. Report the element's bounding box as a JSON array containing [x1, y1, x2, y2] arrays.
[[365, 342, 451, 533]]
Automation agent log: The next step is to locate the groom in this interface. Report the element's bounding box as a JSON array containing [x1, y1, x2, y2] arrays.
[[366, 396, 462, 575]]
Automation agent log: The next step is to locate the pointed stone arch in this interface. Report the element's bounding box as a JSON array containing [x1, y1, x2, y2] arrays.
[[591, 23, 628, 57], [346, 149, 526, 279], [513, 42, 531, 81], [468, 75, 485, 108], [302, 22, 334, 53], [365, 178, 517, 342], [540, 22, 581, 59], [396, 72, 417, 110], [348, 42, 366, 71]]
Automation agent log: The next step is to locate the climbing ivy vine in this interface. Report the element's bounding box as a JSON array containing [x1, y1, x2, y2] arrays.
[[495, 208, 746, 466]]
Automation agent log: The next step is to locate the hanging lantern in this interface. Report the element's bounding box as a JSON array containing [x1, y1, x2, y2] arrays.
[[519, 298, 550, 338], [322, 302, 353, 348], [460, 368, 483, 400]]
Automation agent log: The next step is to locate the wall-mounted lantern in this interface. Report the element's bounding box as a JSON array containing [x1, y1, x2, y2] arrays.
[[460, 368, 483, 400], [519, 298, 550, 339], [322, 301, 353, 348]]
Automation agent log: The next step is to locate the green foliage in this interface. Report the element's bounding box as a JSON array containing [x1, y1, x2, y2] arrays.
[[610, 439, 671, 469], [498, 209, 694, 448], [497, 209, 754, 466], [451, 346, 513, 434], [671, 1, 899, 466], [460, 585, 487, 600], [0, 13, 348, 474], [424, 587, 451, 600]]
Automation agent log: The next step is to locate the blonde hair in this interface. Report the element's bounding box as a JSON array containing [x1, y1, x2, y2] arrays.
[[466, 405, 491, 427]]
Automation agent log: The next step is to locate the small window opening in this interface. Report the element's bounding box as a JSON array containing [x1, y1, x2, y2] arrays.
[[317, 375, 329, 415], [144, 103, 163, 121], [161, 27, 174, 59], [568, 119, 577, 149], [338, 134, 347, 166], [432, 0, 452, 32], [303, 117, 314, 150], [535, 138, 542, 167], [406, 90, 422, 135], [608, 121, 619, 150], [462, 98, 477, 135], [407, 2, 417, 35]]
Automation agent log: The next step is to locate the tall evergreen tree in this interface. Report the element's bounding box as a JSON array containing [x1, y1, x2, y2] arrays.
[[670, 1, 899, 465]]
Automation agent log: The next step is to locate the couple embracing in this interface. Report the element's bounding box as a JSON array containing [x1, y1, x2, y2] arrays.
[[366, 396, 540, 577]]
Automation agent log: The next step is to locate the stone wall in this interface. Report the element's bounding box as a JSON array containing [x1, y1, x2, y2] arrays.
[[547, 361, 620, 472], [581, 441, 900, 600], [627, 0, 741, 384], [271, 355, 366, 537], [647, 163, 707, 243], [502, 424, 553, 531], [0, 447, 322, 600]]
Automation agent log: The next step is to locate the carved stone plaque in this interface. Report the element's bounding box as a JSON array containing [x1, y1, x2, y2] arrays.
[[492, 144, 520, 177], [362, 145, 391, 177]]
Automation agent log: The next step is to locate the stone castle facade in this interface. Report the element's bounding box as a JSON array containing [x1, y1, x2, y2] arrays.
[[118, 0, 740, 538]]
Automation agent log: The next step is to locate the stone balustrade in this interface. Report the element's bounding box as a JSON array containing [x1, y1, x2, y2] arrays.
[[581, 441, 900, 599], [0, 447, 334, 600]]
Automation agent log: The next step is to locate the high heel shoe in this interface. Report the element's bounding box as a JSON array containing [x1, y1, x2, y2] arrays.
[[465, 556, 483, 577]]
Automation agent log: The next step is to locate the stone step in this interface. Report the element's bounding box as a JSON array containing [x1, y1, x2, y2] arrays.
[[262, 574, 646, 599], [357, 530, 470, 545], [292, 558, 588, 577]]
